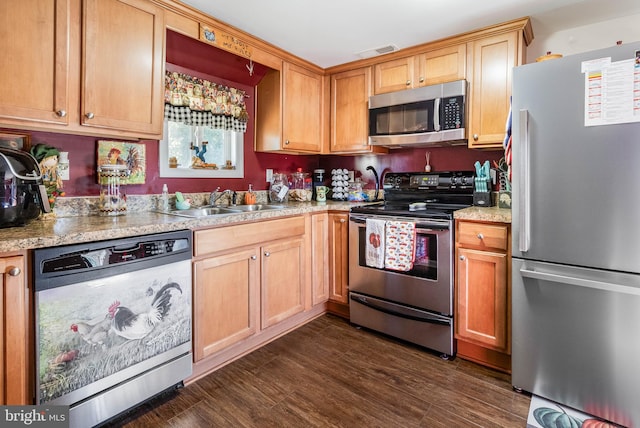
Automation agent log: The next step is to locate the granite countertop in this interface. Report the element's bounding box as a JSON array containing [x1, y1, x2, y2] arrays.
[[453, 206, 512, 223], [1, 201, 511, 253], [0, 201, 355, 253]]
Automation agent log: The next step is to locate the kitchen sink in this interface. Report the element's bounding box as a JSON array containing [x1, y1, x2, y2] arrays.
[[166, 206, 243, 218], [163, 204, 287, 218], [232, 204, 286, 212]]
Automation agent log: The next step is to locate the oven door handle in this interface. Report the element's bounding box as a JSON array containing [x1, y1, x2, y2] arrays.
[[350, 294, 451, 326], [349, 216, 449, 231]]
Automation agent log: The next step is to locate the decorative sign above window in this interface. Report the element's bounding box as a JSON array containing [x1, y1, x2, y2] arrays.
[[199, 24, 253, 59]]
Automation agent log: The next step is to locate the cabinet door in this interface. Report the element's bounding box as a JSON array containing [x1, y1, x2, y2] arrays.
[[373, 56, 414, 94], [467, 32, 518, 149], [82, 0, 164, 136], [261, 238, 305, 328], [456, 247, 508, 352], [330, 67, 373, 153], [281, 62, 322, 152], [193, 249, 259, 361], [417, 44, 466, 86], [0, 255, 28, 405], [328, 213, 349, 304], [310, 213, 329, 305], [0, 0, 70, 126]]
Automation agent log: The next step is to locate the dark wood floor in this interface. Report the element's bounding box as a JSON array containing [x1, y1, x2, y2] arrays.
[[113, 314, 531, 427]]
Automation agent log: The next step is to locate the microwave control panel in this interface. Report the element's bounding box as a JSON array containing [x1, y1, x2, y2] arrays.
[[441, 95, 464, 130]]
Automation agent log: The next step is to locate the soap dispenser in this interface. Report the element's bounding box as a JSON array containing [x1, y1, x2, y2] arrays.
[[245, 184, 256, 205]]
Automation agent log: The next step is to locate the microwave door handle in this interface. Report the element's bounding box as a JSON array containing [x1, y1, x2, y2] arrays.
[[433, 98, 441, 131]]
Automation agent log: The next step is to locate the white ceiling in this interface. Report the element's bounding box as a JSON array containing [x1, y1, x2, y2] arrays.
[[179, 0, 640, 69]]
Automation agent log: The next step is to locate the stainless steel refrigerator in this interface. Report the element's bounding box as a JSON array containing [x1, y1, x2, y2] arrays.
[[512, 41, 640, 427]]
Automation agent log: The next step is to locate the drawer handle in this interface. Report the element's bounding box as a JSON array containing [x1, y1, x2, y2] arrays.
[[8, 267, 21, 276], [477, 233, 484, 240]]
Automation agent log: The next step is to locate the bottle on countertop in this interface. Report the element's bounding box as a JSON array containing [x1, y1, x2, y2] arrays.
[[160, 184, 169, 211], [245, 184, 256, 205]]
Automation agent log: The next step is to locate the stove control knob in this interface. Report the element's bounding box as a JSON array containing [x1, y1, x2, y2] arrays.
[[460, 176, 468, 185]]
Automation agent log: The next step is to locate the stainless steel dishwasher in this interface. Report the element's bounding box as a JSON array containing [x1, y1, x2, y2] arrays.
[[33, 229, 192, 428]]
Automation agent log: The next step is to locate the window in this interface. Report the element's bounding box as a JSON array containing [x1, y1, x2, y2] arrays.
[[159, 119, 244, 178]]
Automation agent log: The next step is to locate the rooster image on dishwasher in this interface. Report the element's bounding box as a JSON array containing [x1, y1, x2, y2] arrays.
[[36, 261, 192, 403]]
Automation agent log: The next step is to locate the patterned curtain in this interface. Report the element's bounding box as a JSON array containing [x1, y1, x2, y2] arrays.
[[164, 70, 249, 132]]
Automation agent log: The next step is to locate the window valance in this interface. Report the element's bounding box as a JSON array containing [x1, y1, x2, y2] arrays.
[[164, 70, 249, 132]]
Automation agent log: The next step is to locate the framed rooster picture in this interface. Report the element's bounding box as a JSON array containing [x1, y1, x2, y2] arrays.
[[96, 140, 146, 184]]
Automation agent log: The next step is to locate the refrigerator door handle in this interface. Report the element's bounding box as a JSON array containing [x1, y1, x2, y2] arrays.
[[518, 109, 530, 252], [520, 267, 640, 296]]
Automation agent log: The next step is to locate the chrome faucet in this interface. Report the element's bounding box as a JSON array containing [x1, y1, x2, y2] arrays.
[[209, 188, 233, 206]]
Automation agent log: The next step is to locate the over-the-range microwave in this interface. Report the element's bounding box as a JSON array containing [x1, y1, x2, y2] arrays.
[[368, 79, 466, 148]]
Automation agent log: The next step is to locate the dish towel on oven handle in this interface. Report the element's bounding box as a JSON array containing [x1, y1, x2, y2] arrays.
[[384, 220, 417, 271], [365, 218, 386, 268]]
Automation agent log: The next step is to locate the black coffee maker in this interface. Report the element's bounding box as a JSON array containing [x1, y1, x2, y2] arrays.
[[312, 169, 325, 201], [0, 147, 51, 227]]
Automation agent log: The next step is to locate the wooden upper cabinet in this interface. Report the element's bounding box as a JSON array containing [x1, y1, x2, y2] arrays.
[[467, 31, 519, 149], [256, 62, 322, 153], [282, 62, 322, 152], [0, 0, 70, 126], [417, 44, 466, 86], [373, 44, 466, 94], [82, 0, 164, 136], [330, 67, 385, 154], [373, 56, 415, 94]]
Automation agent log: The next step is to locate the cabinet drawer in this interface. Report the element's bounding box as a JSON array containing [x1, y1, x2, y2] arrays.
[[457, 221, 508, 251], [194, 216, 306, 256]]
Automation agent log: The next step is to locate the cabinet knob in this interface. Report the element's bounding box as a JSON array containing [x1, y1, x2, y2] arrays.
[[56, 109, 67, 118], [284, 140, 290, 145], [477, 233, 484, 240], [85, 112, 95, 119], [8, 267, 21, 276], [340, 218, 346, 223], [419, 77, 425, 83], [264, 251, 270, 257], [250, 255, 257, 260], [405, 80, 411, 86], [459, 255, 466, 261], [473, 134, 479, 141]]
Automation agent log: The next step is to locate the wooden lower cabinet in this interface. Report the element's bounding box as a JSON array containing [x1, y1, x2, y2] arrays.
[[193, 248, 259, 361], [261, 238, 306, 328], [310, 213, 330, 305], [191, 215, 325, 380], [0, 253, 29, 405], [455, 220, 511, 372], [327, 212, 349, 318]]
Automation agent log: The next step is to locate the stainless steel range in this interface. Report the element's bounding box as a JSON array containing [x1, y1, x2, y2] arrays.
[[349, 171, 474, 358]]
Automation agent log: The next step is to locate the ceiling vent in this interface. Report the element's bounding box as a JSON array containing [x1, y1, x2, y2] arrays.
[[356, 44, 399, 59]]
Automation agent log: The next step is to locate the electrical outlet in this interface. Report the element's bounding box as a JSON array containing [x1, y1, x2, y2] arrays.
[[266, 168, 273, 182]]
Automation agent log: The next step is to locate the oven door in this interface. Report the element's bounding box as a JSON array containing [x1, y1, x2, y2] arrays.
[[349, 213, 453, 315]]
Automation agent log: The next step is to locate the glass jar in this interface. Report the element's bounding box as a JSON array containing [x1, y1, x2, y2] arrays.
[[98, 164, 129, 216], [347, 178, 365, 202], [269, 173, 289, 203], [290, 169, 311, 201]]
